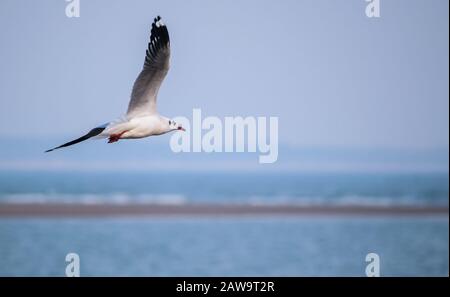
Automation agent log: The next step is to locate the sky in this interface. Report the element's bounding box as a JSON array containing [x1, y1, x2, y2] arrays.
[[0, 0, 448, 171]]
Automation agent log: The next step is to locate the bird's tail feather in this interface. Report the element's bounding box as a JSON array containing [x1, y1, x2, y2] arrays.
[[45, 125, 107, 153]]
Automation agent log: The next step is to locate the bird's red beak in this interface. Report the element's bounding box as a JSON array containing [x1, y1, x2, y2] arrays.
[[178, 127, 186, 132]]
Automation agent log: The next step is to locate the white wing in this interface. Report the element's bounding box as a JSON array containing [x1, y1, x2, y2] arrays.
[[127, 16, 170, 118]]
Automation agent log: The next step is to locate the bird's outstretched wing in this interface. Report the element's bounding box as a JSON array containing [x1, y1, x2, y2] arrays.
[[127, 16, 170, 118], [45, 125, 107, 152]]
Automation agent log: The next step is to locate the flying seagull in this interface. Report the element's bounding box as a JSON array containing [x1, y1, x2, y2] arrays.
[[46, 16, 184, 153]]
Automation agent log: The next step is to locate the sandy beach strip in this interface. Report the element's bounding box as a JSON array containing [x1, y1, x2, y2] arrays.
[[0, 203, 448, 217]]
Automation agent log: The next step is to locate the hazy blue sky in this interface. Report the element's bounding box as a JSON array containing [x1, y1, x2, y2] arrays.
[[0, 0, 448, 170]]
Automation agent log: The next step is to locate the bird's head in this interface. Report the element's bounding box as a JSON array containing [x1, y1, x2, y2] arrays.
[[168, 119, 185, 132]]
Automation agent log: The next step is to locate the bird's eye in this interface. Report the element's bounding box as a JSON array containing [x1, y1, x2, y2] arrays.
[[169, 120, 172, 125]]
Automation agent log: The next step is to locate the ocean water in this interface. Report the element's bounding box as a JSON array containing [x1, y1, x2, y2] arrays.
[[0, 171, 448, 206], [0, 217, 448, 276], [0, 171, 448, 276]]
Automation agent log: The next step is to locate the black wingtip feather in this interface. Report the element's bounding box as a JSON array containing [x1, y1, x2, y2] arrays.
[[144, 16, 170, 65], [44, 127, 106, 153]]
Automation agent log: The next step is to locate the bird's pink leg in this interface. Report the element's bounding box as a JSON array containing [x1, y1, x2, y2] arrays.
[[108, 131, 127, 143]]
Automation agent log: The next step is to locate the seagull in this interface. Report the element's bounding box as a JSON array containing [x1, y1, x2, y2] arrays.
[[46, 16, 184, 153]]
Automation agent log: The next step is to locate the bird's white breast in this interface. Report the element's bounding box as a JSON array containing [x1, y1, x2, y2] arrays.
[[122, 115, 166, 138]]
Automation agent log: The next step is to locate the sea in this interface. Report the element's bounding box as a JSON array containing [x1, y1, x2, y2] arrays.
[[0, 171, 448, 276]]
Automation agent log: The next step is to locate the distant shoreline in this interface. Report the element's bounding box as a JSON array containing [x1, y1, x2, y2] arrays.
[[0, 203, 448, 218]]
